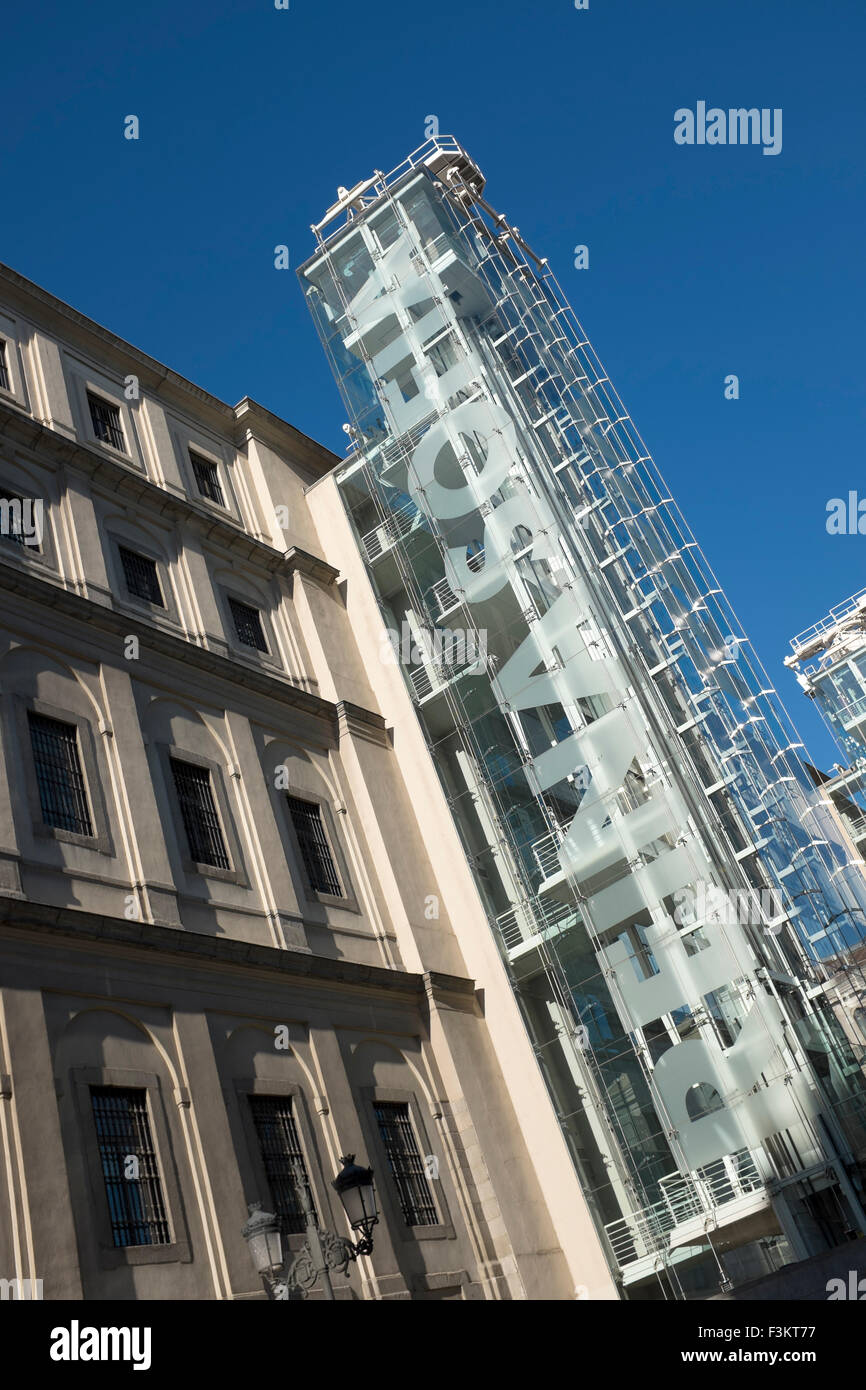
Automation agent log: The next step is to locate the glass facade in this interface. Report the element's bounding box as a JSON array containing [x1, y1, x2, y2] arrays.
[[786, 595, 866, 1078], [788, 597, 866, 815], [301, 138, 866, 1296]]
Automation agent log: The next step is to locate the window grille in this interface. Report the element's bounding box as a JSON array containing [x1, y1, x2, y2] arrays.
[[248, 1095, 316, 1236], [119, 545, 164, 606], [90, 1087, 170, 1248], [190, 451, 225, 507], [286, 795, 341, 895], [228, 597, 268, 653], [170, 758, 230, 868], [28, 712, 93, 835], [373, 1101, 437, 1226], [87, 393, 125, 451]]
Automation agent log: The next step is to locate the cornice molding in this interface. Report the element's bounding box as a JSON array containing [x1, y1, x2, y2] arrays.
[[424, 970, 481, 1014], [283, 545, 341, 586], [336, 700, 390, 748], [0, 895, 476, 1001], [232, 397, 338, 479], [0, 556, 387, 741], [0, 262, 341, 476], [0, 399, 333, 575]]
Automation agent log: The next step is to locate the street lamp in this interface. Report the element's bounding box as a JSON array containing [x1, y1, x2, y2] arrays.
[[240, 1202, 284, 1283], [242, 1154, 378, 1300], [331, 1153, 377, 1255]]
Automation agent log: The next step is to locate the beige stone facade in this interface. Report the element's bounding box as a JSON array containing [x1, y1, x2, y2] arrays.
[[0, 263, 616, 1300]]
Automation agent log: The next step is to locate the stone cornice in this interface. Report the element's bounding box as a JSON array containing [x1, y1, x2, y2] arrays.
[[232, 398, 339, 480], [0, 896, 477, 1005], [336, 700, 390, 748], [283, 546, 341, 587], [0, 262, 341, 476], [423, 971, 483, 1013], [0, 399, 324, 574]]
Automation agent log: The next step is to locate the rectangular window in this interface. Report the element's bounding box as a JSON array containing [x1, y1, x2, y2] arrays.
[[373, 1100, 437, 1227], [90, 1087, 170, 1248], [118, 545, 164, 606], [248, 1095, 316, 1236], [28, 712, 93, 836], [189, 451, 225, 507], [286, 795, 341, 896], [170, 757, 230, 869], [0, 340, 9, 392], [87, 392, 125, 451], [228, 597, 268, 653]]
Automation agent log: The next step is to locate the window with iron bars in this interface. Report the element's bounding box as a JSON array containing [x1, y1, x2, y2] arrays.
[[373, 1101, 437, 1227], [118, 545, 164, 606], [27, 712, 93, 836], [189, 451, 225, 507], [87, 392, 125, 452], [170, 758, 230, 869], [248, 1095, 316, 1236], [286, 795, 341, 896], [0, 340, 9, 392], [90, 1087, 170, 1248], [228, 597, 268, 653]]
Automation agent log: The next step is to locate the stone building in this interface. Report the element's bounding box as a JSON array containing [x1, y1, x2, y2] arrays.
[[0, 261, 615, 1301]]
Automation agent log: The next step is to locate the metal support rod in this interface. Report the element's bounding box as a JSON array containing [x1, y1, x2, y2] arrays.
[[295, 1161, 336, 1301]]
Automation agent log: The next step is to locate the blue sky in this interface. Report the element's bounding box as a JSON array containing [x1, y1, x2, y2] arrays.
[[2, 0, 864, 765]]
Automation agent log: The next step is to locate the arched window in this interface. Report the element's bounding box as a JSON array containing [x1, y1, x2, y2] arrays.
[[685, 1082, 724, 1120], [465, 539, 485, 574]]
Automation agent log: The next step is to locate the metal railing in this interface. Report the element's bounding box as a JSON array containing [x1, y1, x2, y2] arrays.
[[407, 653, 473, 702], [360, 498, 422, 562], [604, 1149, 764, 1267], [407, 664, 437, 701], [427, 576, 460, 619], [531, 826, 567, 880], [790, 587, 866, 656], [494, 897, 576, 952], [841, 695, 866, 728]]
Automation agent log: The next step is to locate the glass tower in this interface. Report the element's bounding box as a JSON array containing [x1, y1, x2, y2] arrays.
[[786, 591, 866, 1077], [300, 137, 866, 1297], [787, 588, 866, 827]]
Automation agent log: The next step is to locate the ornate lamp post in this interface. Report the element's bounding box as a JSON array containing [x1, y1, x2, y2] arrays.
[[242, 1154, 378, 1301]]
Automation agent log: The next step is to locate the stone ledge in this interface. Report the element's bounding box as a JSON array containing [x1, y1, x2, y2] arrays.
[[283, 546, 340, 586], [0, 555, 387, 740], [0, 895, 478, 1002]]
